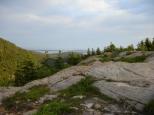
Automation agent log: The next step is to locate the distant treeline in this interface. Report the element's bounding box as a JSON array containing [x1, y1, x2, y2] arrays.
[[86, 38, 154, 56]]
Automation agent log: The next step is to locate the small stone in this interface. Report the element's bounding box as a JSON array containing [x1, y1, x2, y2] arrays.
[[70, 107, 79, 110], [72, 95, 85, 99], [85, 103, 94, 109], [94, 103, 101, 109]]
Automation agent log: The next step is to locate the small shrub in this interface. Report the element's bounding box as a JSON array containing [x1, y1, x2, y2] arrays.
[[35, 77, 113, 115], [99, 55, 112, 62], [2, 85, 50, 111], [60, 76, 113, 101], [15, 60, 38, 86], [34, 101, 72, 115], [67, 53, 81, 65], [119, 55, 146, 63], [37, 65, 56, 79], [143, 100, 154, 115]]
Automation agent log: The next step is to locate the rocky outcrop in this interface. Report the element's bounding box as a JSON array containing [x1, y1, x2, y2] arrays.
[[1, 52, 154, 113], [87, 61, 154, 110], [0, 65, 90, 104]]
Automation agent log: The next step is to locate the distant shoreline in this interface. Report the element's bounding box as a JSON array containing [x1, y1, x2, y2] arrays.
[[31, 50, 87, 54]]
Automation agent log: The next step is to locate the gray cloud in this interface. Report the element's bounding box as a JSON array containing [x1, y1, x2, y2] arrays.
[[0, 0, 153, 49]]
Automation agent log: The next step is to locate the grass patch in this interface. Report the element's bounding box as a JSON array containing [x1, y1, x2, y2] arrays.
[[117, 55, 146, 63], [99, 55, 112, 62], [34, 100, 72, 115], [143, 99, 154, 115], [59, 76, 113, 101], [35, 77, 113, 115], [99, 55, 146, 63], [2, 85, 50, 111]]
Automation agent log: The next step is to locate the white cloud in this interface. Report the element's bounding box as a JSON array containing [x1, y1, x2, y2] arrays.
[[0, 0, 153, 49]]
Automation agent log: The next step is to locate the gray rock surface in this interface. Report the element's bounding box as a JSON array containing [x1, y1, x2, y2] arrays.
[[1, 52, 154, 113], [0, 65, 89, 104], [87, 61, 154, 110]]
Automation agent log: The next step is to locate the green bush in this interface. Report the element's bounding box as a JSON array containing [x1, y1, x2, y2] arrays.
[[0, 38, 44, 86], [2, 85, 50, 111], [67, 53, 81, 65], [15, 60, 38, 86], [143, 100, 154, 115], [60, 76, 113, 101], [99, 55, 112, 62], [37, 65, 56, 79], [35, 77, 112, 115], [35, 101, 72, 115], [119, 55, 146, 63]]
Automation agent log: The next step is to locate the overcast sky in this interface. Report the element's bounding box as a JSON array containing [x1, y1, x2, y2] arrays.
[[0, 0, 154, 50]]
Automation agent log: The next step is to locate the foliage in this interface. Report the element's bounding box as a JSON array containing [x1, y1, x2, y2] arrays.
[[35, 77, 113, 115], [59, 76, 113, 101], [126, 44, 135, 51], [137, 38, 154, 51], [54, 56, 66, 69], [104, 42, 117, 52], [34, 101, 72, 115], [2, 85, 50, 111], [67, 53, 82, 65], [117, 55, 146, 63], [36, 65, 56, 79], [91, 48, 96, 55], [87, 48, 91, 56], [96, 47, 101, 55], [100, 54, 146, 63], [99, 55, 112, 62], [15, 60, 38, 86], [143, 100, 154, 115], [0, 38, 44, 86]]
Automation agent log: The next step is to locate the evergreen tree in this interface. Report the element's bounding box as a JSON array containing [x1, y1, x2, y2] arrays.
[[96, 47, 101, 55], [127, 44, 134, 51], [104, 42, 116, 52], [67, 52, 81, 65], [15, 60, 38, 86], [137, 40, 147, 51], [87, 48, 91, 56], [152, 38, 154, 50], [55, 56, 64, 70], [91, 48, 96, 55], [145, 38, 152, 51], [119, 46, 124, 52]]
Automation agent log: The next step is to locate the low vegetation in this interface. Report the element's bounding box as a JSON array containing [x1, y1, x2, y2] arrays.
[[117, 55, 146, 63], [2, 85, 50, 111], [35, 77, 113, 115], [143, 99, 154, 115], [100, 55, 146, 63], [1, 37, 153, 86], [0, 38, 44, 86], [34, 101, 72, 115]]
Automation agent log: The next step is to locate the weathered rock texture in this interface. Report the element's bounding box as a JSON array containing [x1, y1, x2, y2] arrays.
[[87, 61, 154, 110], [0, 66, 89, 104], [0, 52, 154, 112]]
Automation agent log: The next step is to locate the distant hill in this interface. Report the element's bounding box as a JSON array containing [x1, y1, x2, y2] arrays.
[[0, 38, 44, 86]]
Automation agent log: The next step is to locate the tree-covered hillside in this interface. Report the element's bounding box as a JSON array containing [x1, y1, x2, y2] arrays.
[[0, 38, 44, 86]]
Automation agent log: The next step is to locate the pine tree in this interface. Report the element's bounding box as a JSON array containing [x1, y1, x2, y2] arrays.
[[91, 48, 96, 55], [127, 44, 134, 51], [87, 48, 91, 56], [152, 38, 154, 50], [96, 47, 101, 55], [15, 60, 38, 86], [137, 40, 147, 51], [145, 38, 152, 51]]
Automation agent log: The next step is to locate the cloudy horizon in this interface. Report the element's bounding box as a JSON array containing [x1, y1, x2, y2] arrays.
[[0, 0, 154, 50]]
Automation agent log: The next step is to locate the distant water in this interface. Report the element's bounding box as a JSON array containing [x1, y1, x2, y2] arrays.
[[33, 50, 87, 55]]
